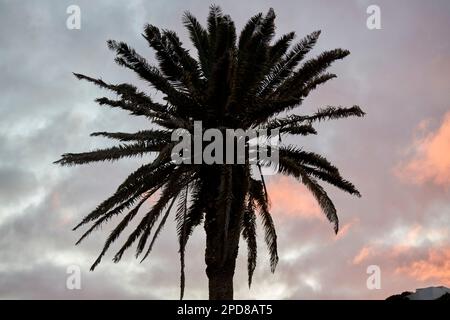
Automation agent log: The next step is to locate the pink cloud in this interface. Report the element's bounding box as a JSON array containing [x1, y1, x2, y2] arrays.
[[396, 247, 450, 286], [335, 218, 359, 241], [351, 225, 448, 266], [396, 112, 450, 186], [352, 245, 374, 265], [267, 176, 323, 219]]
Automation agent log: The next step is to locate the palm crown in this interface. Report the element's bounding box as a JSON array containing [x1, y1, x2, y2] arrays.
[[56, 6, 364, 299]]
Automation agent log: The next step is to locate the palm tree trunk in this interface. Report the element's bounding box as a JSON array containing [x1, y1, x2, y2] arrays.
[[206, 261, 235, 300], [204, 208, 241, 300], [203, 166, 248, 300]]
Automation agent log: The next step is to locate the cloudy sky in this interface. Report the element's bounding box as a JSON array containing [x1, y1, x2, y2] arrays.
[[1, 0, 449, 299]]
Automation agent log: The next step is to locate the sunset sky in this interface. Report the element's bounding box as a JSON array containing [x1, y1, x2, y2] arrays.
[[0, 0, 449, 299]]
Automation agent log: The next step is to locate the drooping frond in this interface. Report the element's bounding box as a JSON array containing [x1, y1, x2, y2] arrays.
[[301, 172, 339, 234], [175, 186, 189, 300], [279, 146, 340, 174], [135, 188, 181, 258], [140, 196, 178, 263], [256, 163, 268, 203], [277, 156, 339, 233], [268, 146, 361, 196], [179, 178, 207, 249], [89, 192, 153, 271], [113, 168, 195, 263], [249, 178, 278, 272], [242, 199, 257, 287], [76, 189, 154, 246], [300, 165, 361, 197], [72, 150, 174, 230]]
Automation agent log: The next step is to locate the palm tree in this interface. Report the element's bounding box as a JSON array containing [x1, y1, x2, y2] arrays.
[[56, 6, 364, 300]]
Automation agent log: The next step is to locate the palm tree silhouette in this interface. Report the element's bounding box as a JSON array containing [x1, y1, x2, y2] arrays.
[[56, 6, 364, 300]]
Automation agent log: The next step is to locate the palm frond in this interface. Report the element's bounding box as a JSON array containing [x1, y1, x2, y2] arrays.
[[76, 188, 154, 246], [207, 6, 223, 36], [143, 25, 204, 97], [279, 146, 339, 174], [113, 168, 194, 263], [107, 40, 196, 112], [306, 105, 366, 122], [265, 105, 365, 130], [182, 11, 211, 78], [280, 124, 317, 136], [300, 73, 337, 97], [175, 185, 189, 300], [301, 165, 361, 197], [249, 178, 278, 272], [212, 14, 236, 61], [54, 141, 163, 166], [73, 73, 167, 116], [70, 150, 173, 230], [238, 12, 263, 50], [277, 157, 339, 233], [140, 195, 178, 262], [231, 11, 273, 108], [89, 192, 153, 271], [179, 179, 206, 250], [268, 32, 296, 65], [276, 48, 349, 98], [90, 130, 170, 143], [142, 24, 185, 82], [257, 8, 276, 45], [94, 97, 161, 119], [259, 30, 321, 96], [242, 199, 257, 287], [163, 30, 204, 91]]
